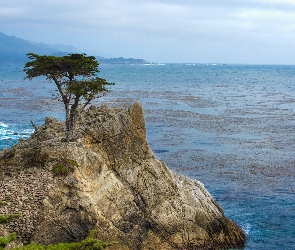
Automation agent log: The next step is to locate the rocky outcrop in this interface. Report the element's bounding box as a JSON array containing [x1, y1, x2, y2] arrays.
[[0, 102, 245, 249]]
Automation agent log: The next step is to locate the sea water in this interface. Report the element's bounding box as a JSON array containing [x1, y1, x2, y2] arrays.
[[1, 62, 295, 249]]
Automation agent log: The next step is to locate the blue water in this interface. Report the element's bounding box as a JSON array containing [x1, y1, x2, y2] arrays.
[[1, 62, 295, 249]]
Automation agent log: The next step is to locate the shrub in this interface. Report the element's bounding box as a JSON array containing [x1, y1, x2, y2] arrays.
[[0, 214, 20, 224], [0, 201, 19, 249], [0, 232, 16, 250], [21, 148, 49, 169], [52, 158, 78, 177], [12, 230, 110, 250]]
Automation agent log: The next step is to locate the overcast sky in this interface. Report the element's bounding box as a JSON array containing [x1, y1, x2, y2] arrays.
[[1, 0, 295, 64]]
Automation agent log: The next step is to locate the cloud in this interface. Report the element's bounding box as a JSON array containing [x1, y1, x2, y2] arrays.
[[1, 0, 295, 63], [0, 7, 26, 17]]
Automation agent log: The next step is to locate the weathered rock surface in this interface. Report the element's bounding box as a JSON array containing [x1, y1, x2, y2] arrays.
[[0, 102, 245, 249]]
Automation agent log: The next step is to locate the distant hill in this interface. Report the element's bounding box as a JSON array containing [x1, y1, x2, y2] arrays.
[[98, 57, 150, 64], [0, 32, 150, 64], [0, 32, 79, 62]]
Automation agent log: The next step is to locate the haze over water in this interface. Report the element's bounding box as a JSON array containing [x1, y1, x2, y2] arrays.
[[1, 63, 295, 249]]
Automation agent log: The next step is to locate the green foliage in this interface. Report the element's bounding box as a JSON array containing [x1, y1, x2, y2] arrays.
[[0, 214, 20, 224], [52, 158, 78, 176], [24, 53, 114, 141], [21, 148, 49, 169], [12, 230, 110, 250], [66, 78, 110, 102], [0, 202, 19, 249], [0, 232, 16, 250], [12, 243, 44, 250], [24, 53, 100, 80]]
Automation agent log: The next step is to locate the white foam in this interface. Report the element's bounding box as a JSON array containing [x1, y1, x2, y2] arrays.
[[242, 223, 252, 235], [0, 122, 33, 141], [0, 122, 8, 128], [22, 129, 34, 134]]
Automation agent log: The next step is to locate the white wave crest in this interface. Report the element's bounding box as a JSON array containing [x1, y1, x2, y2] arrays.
[[242, 223, 252, 235], [0, 123, 33, 141], [0, 122, 8, 128]]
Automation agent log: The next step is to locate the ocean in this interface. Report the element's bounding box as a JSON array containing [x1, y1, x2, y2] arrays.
[[1, 62, 295, 249]]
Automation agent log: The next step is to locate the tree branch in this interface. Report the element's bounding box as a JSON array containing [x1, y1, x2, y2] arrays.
[[53, 77, 69, 108], [30, 120, 38, 131], [82, 99, 92, 109]]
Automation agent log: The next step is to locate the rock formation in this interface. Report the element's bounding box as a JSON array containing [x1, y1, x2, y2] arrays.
[[0, 101, 245, 249]]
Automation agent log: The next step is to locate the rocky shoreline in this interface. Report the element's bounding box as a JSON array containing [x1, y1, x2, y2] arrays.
[[0, 102, 246, 249]]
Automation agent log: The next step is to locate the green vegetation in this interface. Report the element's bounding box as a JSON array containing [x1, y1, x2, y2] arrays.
[[0, 200, 110, 249], [0, 200, 20, 224], [0, 232, 16, 250], [21, 148, 49, 169], [52, 158, 78, 176], [24, 53, 114, 141], [4, 147, 77, 177], [0, 214, 20, 224], [0, 201, 19, 249], [11, 230, 110, 250]]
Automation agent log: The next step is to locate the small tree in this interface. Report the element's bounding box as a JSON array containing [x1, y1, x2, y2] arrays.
[[24, 53, 114, 141]]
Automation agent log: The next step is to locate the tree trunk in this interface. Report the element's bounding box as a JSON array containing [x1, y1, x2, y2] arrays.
[[65, 103, 73, 142], [65, 119, 74, 142], [65, 96, 80, 142]]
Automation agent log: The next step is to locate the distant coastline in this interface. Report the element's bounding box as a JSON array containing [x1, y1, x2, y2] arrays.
[[98, 57, 150, 64], [0, 32, 150, 64]]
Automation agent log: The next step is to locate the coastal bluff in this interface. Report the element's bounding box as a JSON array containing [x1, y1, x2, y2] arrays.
[[0, 101, 245, 249]]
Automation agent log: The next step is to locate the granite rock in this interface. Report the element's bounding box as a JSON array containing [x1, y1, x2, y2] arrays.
[[1, 101, 245, 249]]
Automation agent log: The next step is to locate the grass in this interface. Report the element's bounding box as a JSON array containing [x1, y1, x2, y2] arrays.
[[0, 201, 110, 249], [0, 201, 19, 249], [11, 230, 110, 250], [0, 233, 16, 250]]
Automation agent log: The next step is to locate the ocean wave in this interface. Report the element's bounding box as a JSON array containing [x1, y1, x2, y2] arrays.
[[242, 223, 252, 235], [0, 122, 8, 128], [0, 122, 33, 141]]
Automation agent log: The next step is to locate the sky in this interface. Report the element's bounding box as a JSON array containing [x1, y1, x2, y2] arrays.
[[1, 0, 295, 64]]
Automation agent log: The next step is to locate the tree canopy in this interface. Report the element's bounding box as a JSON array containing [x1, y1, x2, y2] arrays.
[[24, 53, 114, 141]]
